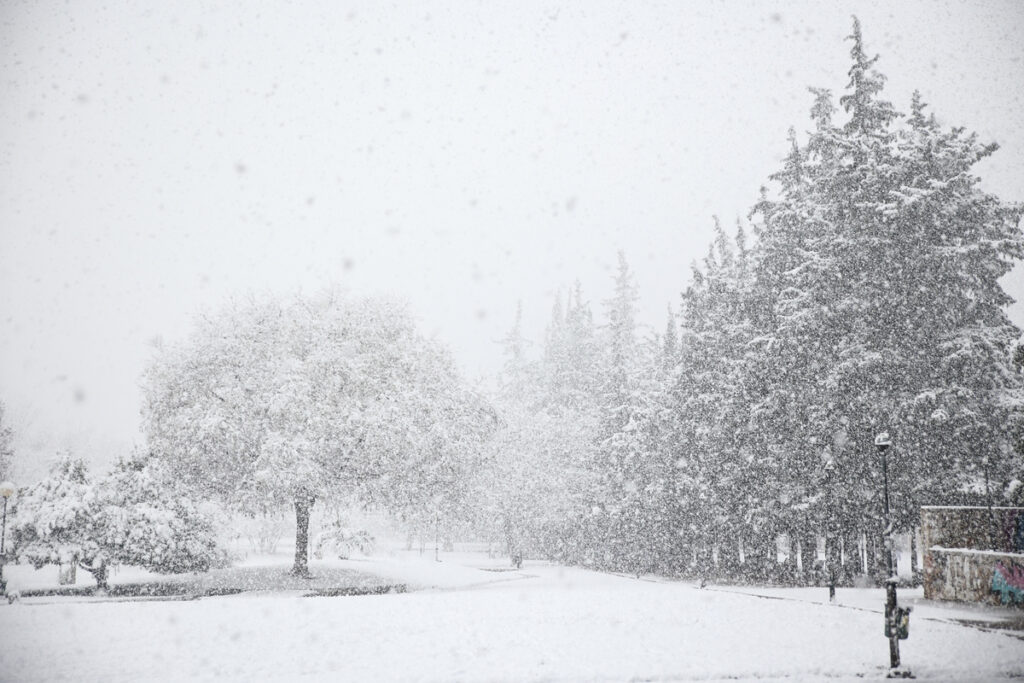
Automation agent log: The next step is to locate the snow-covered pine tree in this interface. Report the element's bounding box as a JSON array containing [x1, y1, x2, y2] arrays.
[[542, 283, 601, 413], [591, 252, 650, 572], [669, 220, 761, 580], [498, 301, 534, 405], [601, 252, 640, 419], [661, 305, 679, 376], [464, 302, 599, 565], [744, 17, 1024, 582]]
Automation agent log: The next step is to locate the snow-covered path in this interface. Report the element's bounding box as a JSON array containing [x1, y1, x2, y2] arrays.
[[1, 559, 1022, 682]]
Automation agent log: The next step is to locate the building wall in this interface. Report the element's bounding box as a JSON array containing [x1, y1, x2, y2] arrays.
[[921, 506, 1024, 607]]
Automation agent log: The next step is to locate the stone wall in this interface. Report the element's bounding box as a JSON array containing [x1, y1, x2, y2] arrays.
[[921, 506, 1024, 607]]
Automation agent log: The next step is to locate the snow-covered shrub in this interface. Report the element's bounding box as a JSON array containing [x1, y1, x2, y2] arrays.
[[313, 518, 375, 560], [95, 455, 225, 575], [9, 453, 223, 590], [7, 455, 98, 572]]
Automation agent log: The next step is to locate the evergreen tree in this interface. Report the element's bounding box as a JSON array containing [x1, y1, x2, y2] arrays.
[[602, 251, 640, 418], [661, 306, 678, 375], [744, 17, 1024, 581]]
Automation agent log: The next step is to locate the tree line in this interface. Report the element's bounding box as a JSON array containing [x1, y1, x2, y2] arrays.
[[462, 19, 1024, 584]]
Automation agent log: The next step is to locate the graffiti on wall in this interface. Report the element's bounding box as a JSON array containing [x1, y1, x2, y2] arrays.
[[922, 506, 1024, 607], [991, 560, 1024, 606]]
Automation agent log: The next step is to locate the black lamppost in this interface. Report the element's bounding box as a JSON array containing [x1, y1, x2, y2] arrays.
[[823, 450, 838, 603], [875, 432, 911, 679], [982, 454, 998, 550], [0, 481, 15, 596]]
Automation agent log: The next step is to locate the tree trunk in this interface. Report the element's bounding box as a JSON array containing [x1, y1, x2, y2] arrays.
[[866, 531, 887, 585], [800, 533, 816, 584], [83, 561, 108, 592], [841, 531, 859, 582], [58, 562, 77, 585], [502, 515, 520, 566], [292, 495, 314, 577], [863, 530, 874, 577], [825, 531, 841, 588]]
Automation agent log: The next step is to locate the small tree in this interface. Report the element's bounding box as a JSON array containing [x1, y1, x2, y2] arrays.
[[10, 454, 221, 591], [95, 456, 223, 579], [313, 515, 375, 560], [9, 455, 95, 584]]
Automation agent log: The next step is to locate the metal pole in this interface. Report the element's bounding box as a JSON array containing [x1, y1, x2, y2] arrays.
[[825, 463, 838, 603], [1, 496, 7, 556], [983, 457, 997, 550], [0, 497, 7, 594], [880, 449, 900, 670]]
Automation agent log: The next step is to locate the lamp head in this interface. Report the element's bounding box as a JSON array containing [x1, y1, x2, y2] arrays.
[[874, 431, 891, 453]]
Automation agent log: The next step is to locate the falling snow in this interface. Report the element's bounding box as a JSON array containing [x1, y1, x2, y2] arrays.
[[1, 3, 1023, 682]]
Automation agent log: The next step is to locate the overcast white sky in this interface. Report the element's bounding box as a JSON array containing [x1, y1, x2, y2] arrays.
[[2, 0, 1023, 477]]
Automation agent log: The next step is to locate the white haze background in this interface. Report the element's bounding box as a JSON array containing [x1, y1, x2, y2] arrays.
[[1, 0, 1023, 477]]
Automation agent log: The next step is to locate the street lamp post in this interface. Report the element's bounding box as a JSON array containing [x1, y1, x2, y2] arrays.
[[823, 452, 838, 603], [982, 455, 998, 550], [874, 432, 911, 679], [0, 481, 15, 596]]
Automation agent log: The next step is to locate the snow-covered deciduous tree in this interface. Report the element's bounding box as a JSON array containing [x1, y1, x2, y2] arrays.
[[9, 454, 221, 590], [142, 291, 494, 576]]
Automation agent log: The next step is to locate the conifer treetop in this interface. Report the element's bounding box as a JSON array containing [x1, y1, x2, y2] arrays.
[[840, 16, 898, 135]]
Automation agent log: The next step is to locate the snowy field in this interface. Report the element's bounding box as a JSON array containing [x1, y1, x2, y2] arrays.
[[1, 552, 1022, 682]]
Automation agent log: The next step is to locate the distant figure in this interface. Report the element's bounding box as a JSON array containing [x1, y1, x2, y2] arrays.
[[815, 559, 836, 602], [512, 550, 523, 569]]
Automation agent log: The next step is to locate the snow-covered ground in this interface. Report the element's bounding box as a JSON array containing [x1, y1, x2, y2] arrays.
[[1, 552, 1022, 682]]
